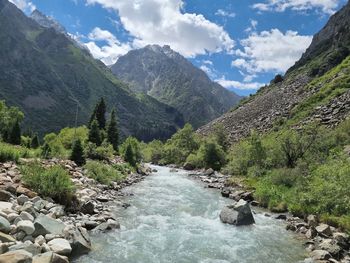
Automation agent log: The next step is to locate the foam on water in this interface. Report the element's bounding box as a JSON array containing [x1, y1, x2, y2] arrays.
[[75, 166, 307, 263]]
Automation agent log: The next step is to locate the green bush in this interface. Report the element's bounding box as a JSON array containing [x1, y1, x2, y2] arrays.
[[84, 161, 126, 185], [140, 140, 164, 164], [0, 142, 21, 162], [70, 139, 86, 166], [84, 140, 114, 161], [185, 153, 204, 169], [120, 137, 141, 167], [21, 163, 74, 205], [197, 140, 226, 170]]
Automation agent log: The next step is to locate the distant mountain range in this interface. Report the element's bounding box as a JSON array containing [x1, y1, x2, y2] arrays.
[[0, 0, 184, 141], [111, 45, 242, 128]]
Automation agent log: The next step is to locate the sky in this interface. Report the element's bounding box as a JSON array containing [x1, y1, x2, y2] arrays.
[[10, 0, 348, 96]]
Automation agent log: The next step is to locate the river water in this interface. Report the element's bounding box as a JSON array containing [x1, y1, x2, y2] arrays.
[[75, 166, 307, 263]]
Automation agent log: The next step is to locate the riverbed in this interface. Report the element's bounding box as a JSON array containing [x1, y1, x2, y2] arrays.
[[75, 166, 307, 263]]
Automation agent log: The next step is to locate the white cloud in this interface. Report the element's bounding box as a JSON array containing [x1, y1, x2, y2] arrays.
[[85, 0, 234, 57], [252, 0, 340, 14], [84, 27, 132, 65], [9, 0, 36, 12], [215, 9, 236, 18], [216, 76, 265, 90], [232, 29, 312, 75], [245, 19, 258, 33], [203, 60, 213, 65]]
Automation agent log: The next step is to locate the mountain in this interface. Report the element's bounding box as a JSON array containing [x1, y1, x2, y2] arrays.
[[198, 1, 350, 143], [30, 9, 66, 34], [111, 45, 242, 128], [0, 0, 184, 141]]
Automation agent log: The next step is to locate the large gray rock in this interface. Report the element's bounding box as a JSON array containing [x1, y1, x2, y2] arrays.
[[0, 249, 33, 263], [0, 231, 16, 242], [319, 239, 342, 257], [310, 249, 331, 260], [64, 226, 91, 256], [80, 201, 95, 215], [0, 216, 11, 233], [9, 241, 41, 256], [17, 220, 35, 235], [32, 252, 69, 263], [0, 201, 13, 212], [220, 199, 255, 226], [33, 215, 65, 237], [47, 238, 72, 256], [0, 190, 12, 201], [316, 223, 332, 237]]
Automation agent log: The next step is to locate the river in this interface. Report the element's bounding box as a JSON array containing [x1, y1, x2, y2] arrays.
[[75, 166, 307, 263]]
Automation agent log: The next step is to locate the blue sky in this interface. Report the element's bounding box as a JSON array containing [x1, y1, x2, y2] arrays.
[[11, 0, 348, 96]]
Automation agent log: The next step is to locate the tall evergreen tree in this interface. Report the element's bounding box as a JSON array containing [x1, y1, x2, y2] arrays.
[[88, 118, 102, 146], [89, 98, 106, 129], [8, 121, 21, 145], [107, 109, 119, 151], [70, 139, 86, 166]]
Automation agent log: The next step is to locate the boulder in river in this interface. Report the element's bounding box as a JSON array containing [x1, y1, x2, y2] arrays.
[[220, 199, 255, 226]]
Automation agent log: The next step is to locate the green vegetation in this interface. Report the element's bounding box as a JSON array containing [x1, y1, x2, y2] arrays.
[[21, 163, 74, 205], [223, 120, 350, 231], [106, 109, 119, 151], [88, 119, 102, 146], [120, 137, 142, 167], [89, 98, 106, 129], [141, 123, 227, 170], [84, 161, 126, 185], [70, 139, 85, 166]]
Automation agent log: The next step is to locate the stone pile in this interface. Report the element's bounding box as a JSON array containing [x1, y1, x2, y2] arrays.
[[286, 216, 350, 263], [0, 160, 151, 262]]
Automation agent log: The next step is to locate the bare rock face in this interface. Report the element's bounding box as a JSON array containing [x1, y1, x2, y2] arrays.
[[220, 199, 255, 226]]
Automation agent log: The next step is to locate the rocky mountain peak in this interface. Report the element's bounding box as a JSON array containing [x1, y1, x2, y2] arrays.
[[30, 9, 66, 34]]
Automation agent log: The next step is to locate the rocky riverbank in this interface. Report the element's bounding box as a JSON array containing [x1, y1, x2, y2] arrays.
[[184, 167, 350, 263], [0, 159, 151, 263]]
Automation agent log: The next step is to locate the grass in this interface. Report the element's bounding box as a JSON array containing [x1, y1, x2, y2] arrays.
[[0, 142, 40, 162], [84, 161, 127, 185], [21, 163, 74, 205]]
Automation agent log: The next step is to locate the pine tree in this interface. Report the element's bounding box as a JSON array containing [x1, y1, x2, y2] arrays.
[[70, 139, 86, 166], [88, 118, 102, 146], [89, 98, 106, 129], [107, 109, 119, 151], [124, 143, 136, 167], [8, 121, 21, 145], [31, 134, 40, 149]]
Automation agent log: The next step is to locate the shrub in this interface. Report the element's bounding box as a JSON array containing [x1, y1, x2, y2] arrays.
[[140, 140, 164, 164], [21, 163, 74, 205], [198, 140, 226, 170], [0, 142, 21, 162], [70, 139, 86, 166], [84, 141, 114, 161], [185, 153, 204, 169], [120, 137, 141, 167], [84, 161, 125, 185]]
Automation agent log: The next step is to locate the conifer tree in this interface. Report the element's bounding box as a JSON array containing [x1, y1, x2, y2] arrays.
[[89, 98, 106, 129], [8, 121, 21, 145], [70, 139, 86, 166], [31, 134, 40, 149], [88, 118, 102, 146], [107, 109, 119, 151], [124, 143, 136, 167]]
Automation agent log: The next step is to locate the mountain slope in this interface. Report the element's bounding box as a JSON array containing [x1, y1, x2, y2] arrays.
[[111, 45, 242, 128], [198, 1, 350, 143], [0, 0, 183, 141]]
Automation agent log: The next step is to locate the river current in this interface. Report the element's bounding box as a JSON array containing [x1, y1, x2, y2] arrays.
[[75, 166, 307, 263]]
